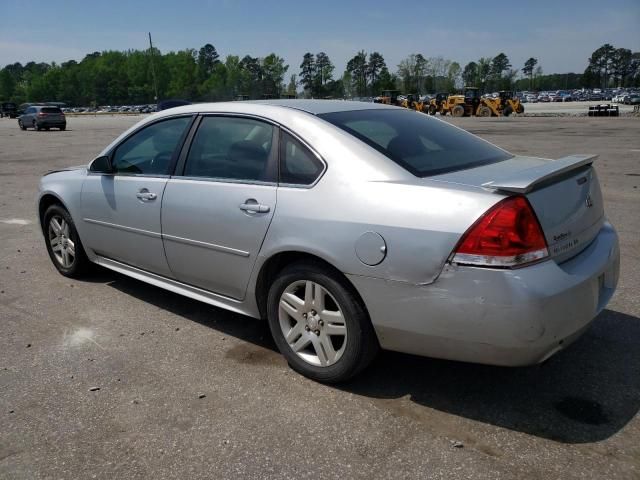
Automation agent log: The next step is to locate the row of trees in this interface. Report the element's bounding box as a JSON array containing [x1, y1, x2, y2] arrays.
[[0, 44, 289, 106], [0, 43, 638, 106]]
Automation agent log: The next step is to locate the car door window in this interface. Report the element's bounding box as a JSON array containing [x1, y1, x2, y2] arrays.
[[279, 131, 324, 185], [111, 116, 191, 176], [183, 116, 275, 182]]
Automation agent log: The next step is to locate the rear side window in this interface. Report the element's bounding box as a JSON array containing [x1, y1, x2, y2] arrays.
[[41, 107, 62, 114], [111, 116, 191, 175], [279, 132, 324, 185], [319, 109, 512, 177], [183, 116, 275, 182]]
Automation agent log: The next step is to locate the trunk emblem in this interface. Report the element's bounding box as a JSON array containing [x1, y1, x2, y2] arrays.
[[585, 195, 594, 208]]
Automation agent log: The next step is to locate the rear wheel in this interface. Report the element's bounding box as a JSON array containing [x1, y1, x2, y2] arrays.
[[43, 204, 91, 277], [477, 105, 492, 117], [60, 125, 66, 131], [18, 120, 26, 130], [516, 104, 524, 114], [267, 261, 379, 383], [503, 106, 513, 117], [428, 104, 437, 115], [451, 105, 465, 117]]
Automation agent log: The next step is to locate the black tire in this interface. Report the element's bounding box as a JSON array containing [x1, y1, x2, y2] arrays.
[[477, 105, 492, 117], [43, 204, 91, 278], [60, 125, 66, 131], [503, 106, 513, 117], [428, 104, 437, 115], [266, 261, 379, 383], [451, 105, 465, 117], [18, 120, 26, 130], [516, 104, 524, 114]]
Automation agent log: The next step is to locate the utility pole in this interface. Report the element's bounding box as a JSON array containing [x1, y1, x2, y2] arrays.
[[148, 32, 159, 103]]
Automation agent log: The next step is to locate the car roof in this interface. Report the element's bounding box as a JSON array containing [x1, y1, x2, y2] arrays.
[[247, 99, 393, 115], [159, 99, 395, 117]]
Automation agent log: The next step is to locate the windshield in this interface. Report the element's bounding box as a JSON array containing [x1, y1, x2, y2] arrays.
[[319, 109, 512, 177]]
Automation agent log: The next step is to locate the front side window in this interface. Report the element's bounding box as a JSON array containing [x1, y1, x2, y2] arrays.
[[111, 116, 191, 175], [183, 116, 275, 182], [279, 132, 324, 185], [319, 109, 512, 177]]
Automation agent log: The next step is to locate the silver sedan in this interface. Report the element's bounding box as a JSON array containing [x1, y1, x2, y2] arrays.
[[37, 100, 620, 383]]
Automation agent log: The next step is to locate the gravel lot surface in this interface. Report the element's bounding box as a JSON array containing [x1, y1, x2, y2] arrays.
[[1, 114, 639, 479]]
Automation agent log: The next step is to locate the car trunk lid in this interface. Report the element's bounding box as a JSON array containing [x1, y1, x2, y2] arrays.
[[430, 154, 604, 263]]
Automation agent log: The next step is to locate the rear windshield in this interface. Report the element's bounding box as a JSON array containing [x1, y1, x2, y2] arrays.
[[319, 109, 512, 177], [41, 107, 62, 114]]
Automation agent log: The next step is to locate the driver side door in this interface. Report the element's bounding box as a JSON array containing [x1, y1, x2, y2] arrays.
[[80, 115, 193, 276]]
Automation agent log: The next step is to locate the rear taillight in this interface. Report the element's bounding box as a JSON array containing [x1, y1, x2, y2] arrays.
[[38, 112, 47, 117], [451, 196, 548, 268]]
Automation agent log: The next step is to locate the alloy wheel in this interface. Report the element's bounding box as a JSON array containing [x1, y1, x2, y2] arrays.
[[48, 215, 75, 268], [278, 280, 347, 367]]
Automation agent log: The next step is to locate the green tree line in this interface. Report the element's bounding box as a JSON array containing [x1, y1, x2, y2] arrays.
[[0, 43, 638, 106]]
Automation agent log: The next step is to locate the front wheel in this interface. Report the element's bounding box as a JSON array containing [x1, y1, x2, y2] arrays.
[[43, 204, 91, 277], [18, 120, 26, 130], [477, 105, 492, 117], [451, 105, 465, 117], [267, 262, 379, 383]]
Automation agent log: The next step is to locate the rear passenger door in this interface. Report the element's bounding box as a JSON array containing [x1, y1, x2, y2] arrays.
[[161, 115, 278, 300]]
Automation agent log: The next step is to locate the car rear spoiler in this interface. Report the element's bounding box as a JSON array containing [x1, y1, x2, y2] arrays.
[[482, 154, 598, 194]]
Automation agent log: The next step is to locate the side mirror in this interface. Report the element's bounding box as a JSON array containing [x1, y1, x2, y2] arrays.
[[89, 155, 113, 173]]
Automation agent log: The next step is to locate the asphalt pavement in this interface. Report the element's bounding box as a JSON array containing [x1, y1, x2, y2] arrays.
[[1, 114, 639, 479]]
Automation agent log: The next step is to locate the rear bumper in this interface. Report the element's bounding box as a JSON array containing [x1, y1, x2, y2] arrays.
[[37, 120, 66, 127], [348, 222, 620, 366]]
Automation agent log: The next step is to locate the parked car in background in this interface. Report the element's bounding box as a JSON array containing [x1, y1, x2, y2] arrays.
[[1, 102, 18, 118], [37, 100, 620, 383], [18, 105, 66, 131], [626, 94, 640, 105]]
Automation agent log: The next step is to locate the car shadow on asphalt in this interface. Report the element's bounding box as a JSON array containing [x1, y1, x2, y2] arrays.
[[90, 269, 639, 444], [342, 308, 640, 444]]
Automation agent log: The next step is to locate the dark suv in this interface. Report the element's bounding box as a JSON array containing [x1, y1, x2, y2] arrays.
[[18, 105, 66, 131]]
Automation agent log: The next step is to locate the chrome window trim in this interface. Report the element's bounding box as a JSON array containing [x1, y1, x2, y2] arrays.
[[86, 172, 171, 179], [169, 176, 277, 187]]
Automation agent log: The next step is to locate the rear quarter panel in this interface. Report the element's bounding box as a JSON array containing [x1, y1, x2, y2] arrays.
[[258, 139, 503, 285]]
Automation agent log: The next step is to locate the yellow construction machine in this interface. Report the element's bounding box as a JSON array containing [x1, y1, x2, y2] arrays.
[[429, 87, 482, 117], [477, 91, 525, 116], [374, 89, 401, 106], [400, 93, 429, 113]]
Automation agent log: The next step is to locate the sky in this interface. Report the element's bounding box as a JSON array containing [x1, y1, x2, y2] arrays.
[[1, 0, 639, 80]]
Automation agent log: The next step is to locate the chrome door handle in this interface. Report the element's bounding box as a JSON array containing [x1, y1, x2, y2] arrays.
[[136, 190, 157, 201], [239, 201, 270, 213]]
